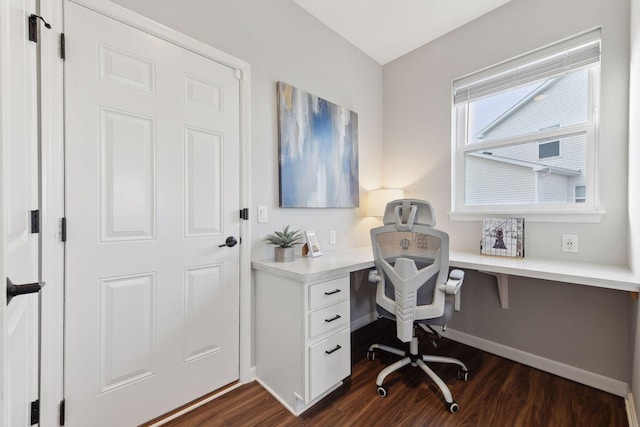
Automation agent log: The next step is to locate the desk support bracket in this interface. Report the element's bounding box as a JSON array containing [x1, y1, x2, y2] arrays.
[[479, 271, 509, 309]]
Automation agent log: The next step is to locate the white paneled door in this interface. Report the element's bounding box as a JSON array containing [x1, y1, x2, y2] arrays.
[[2, 0, 41, 425], [64, 2, 240, 425]]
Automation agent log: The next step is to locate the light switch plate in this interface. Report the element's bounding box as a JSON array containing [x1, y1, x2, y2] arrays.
[[257, 205, 268, 223]]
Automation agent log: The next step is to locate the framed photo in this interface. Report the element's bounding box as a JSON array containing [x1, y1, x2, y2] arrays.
[[304, 231, 323, 257], [480, 218, 525, 258]]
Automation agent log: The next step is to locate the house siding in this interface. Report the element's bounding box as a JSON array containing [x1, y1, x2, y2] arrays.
[[466, 156, 536, 205], [480, 69, 589, 141], [466, 71, 589, 205]]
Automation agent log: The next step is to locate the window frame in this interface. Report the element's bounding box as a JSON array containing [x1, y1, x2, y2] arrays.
[[537, 140, 561, 160], [450, 35, 602, 221]]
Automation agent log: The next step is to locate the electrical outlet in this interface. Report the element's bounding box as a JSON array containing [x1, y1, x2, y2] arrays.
[[562, 234, 578, 253], [329, 230, 336, 245]]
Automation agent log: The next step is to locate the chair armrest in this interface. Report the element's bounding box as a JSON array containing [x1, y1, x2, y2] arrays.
[[439, 269, 465, 311], [368, 269, 381, 283]]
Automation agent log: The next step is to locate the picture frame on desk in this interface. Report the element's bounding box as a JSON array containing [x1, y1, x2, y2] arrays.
[[480, 217, 525, 258], [304, 231, 323, 257]]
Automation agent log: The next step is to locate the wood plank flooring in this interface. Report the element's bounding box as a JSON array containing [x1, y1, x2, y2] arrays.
[[159, 319, 628, 427]]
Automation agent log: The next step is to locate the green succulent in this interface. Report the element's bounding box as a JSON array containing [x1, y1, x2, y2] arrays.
[[265, 225, 303, 248]]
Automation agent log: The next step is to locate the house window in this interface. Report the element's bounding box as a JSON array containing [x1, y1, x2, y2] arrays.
[[452, 29, 600, 214], [538, 140, 560, 159], [575, 185, 586, 203]]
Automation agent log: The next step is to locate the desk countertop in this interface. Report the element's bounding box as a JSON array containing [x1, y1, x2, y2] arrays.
[[252, 247, 375, 282], [449, 251, 639, 292], [252, 247, 639, 292]]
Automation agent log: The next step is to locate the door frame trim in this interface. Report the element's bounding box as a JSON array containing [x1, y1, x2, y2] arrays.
[[37, 0, 253, 424], [39, 0, 66, 425]]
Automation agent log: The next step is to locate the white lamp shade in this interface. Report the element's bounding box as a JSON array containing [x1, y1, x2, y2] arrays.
[[367, 188, 405, 217]]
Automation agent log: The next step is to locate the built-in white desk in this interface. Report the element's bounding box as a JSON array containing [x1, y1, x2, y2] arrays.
[[253, 251, 370, 416], [252, 246, 375, 282], [254, 246, 639, 310], [449, 250, 639, 308], [252, 246, 639, 414]]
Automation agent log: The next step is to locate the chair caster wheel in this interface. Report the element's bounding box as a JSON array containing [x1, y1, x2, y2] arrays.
[[457, 369, 469, 381], [376, 385, 388, 397], [446, 402, 459, 413], [366, 351, 376, 361]]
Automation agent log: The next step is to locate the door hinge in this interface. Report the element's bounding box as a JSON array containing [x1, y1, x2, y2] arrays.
[[60, 33, 66, 60], [28, 14, 51, 43], [30, 399, 39, 425], [61, 217, 67, 242], [59, 399, 66, 426], [240, 208, 249, 220], [30, 210, 40, 233]]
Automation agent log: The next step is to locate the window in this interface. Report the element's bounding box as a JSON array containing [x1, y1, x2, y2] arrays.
[[452, 30, 600, 215], [574, 185, 586, 203], [538, 140, 560, 159]]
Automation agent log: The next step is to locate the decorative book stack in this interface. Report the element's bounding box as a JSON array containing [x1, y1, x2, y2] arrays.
[[480, 218, 525, 258]]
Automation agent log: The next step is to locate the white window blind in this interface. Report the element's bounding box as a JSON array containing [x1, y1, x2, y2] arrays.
[[453, 29, 600, 105]]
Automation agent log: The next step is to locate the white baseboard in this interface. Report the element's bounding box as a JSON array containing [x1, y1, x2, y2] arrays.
[[628, 392, 639, 427], [445, 328, 629, 397], [148, 382, 244, 426]]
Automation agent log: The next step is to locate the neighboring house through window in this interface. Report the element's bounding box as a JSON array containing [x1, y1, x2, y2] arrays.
[[451, 29, 600, 214]]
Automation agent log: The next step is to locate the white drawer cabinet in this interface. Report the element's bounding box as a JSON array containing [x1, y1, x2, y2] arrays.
[[308, 328, 351, 400], [254, 268, 351, 416], [308, 277, 349, 310], [308, 300, 349, 339]]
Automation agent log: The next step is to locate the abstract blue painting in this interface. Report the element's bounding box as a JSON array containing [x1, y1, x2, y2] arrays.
[[277, 82, 359, 208]]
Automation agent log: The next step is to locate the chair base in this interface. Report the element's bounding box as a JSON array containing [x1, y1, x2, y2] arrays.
[[367, 333, 469, 413]]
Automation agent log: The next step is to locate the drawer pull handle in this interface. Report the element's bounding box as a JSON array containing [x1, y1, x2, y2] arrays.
[[324, 289, 341, 296], [325, 345, 342, 355], [325, 314, 341, 323]]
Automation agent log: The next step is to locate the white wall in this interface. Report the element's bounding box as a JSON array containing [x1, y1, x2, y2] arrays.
[[629, 0, 640, 420], [384, 0, 629, 265], [111, 0, 384, 259], [384, 0, 633, 381]]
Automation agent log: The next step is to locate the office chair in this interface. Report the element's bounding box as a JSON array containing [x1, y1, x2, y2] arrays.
[[367, 199, 468, 413]]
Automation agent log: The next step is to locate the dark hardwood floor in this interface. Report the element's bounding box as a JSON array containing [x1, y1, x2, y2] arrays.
[[160, 319, 628, 427]]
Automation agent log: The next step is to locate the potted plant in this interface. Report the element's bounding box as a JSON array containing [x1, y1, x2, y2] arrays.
[[265, 225, 302, 262]]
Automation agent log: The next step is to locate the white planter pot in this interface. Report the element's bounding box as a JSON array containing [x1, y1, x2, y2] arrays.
[[274, 247, 295, 262]]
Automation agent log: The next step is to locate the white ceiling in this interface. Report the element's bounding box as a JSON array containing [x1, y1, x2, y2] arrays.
[[293, 0, 512, 65]]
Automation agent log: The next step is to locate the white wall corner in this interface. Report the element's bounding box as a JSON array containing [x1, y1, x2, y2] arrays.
[[248, 366, 257, 381]]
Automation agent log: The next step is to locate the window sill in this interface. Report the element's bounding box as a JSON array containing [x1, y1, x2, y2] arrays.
[[448, 209, 605, 223]]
